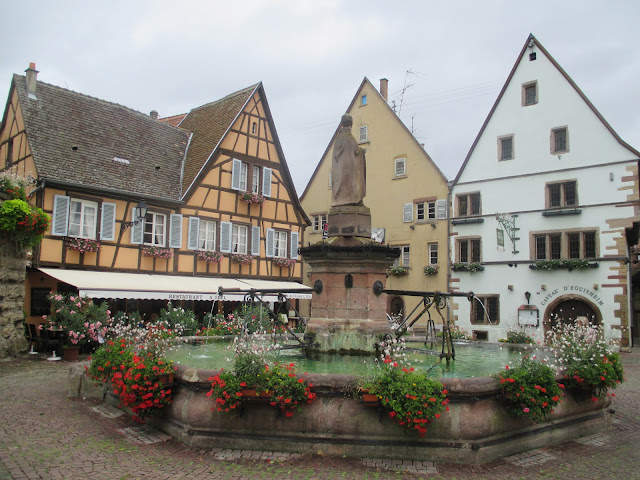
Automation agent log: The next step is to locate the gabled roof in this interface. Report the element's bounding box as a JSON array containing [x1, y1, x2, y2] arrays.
[[453, 34, 640, 185], [178, 84, 258, 195], [159, 113, 187, 127], [300, 77, 447, 201], [11, 74, 191, 201]]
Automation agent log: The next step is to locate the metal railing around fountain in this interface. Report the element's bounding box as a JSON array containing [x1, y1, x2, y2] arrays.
[[376, 287, 475, 365]]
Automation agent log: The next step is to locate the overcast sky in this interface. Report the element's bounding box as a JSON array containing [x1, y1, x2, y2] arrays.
[[2, 1, 639, 195]]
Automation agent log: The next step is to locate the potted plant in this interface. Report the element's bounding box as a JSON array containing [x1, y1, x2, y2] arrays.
[[272, 257, 296, 268], [239, 192, 265, 205], [42, 293, 110, 360], [0, 197, 50, 253], [196, 250, 223, 263], [141, 246, 174, 259], [65, 237, 100, 253], [423, 266, 438, 275], [387, 266, 409, 276], [230, 253, 254, 265], [495, 356, 563, 421]]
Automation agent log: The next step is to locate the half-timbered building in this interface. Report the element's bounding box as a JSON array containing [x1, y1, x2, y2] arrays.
[[0, 63, 310, 325]]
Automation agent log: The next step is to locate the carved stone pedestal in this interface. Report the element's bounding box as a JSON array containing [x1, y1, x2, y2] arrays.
[[327, 205, 371, 238], [301, 237, 398, 353]]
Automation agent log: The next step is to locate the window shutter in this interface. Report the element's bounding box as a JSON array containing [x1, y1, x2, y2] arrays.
[[231, 158, 242, 190], [51, 195, 70, 236], [187, 217, 200, 250], [220, 221, 232, 253], [251, 225, 261, 256], [262, 167, 272, 197], [402, 203, 413, 223], [130, 208, 144, 244], [290, 231, 299, 260], [436, 199, 448, 219], [100, 202, 116, 241], [266, 228, 275, 258], [169, 214, 183, 248]]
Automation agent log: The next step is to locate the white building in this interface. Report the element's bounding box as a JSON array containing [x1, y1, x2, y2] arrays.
[[450, 34, 640, 349]]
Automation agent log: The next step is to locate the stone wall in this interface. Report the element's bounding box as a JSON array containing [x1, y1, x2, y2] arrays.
[[0, 223, 28, 358]]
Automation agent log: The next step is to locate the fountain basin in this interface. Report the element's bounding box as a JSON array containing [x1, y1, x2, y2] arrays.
[[143, 362, 611, 464]]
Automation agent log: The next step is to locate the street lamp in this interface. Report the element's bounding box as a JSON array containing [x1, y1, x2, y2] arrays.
[[122, 200, 148, 231]]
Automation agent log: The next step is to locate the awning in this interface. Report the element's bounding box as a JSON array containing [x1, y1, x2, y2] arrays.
[[38, 268, 312, 301]]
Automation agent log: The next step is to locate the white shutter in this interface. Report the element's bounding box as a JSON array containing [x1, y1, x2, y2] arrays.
[[262, 167, 272, 197], [251, 225, 261, 256], [402, 203, 414, 223], [130, 208, 144, 244], [436, 199, 448, 220], [220, 221, 232, 253], [51, 195, 70, 236], [187, 217, 200, 250], [359, 125, 368, 143], [290, 231, 299, 260], [100, 202, 116, 241], [266, 228, 275, 258], [169, 214, 183, 248], [231, 158, 242, 190]]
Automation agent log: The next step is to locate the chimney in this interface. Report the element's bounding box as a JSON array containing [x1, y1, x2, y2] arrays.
[[25, 62, 39, 99], [379, 78, 389, 102], [150, 110, 159, 120]]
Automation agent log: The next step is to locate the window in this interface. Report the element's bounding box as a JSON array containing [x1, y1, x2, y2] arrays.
[[395, 158, 406, 177], [313, 214, 328, 232], [198, 220, 216, 251], [546, 181, 577, 208], [329, 170, 333, 189], [361, 95, 367, 106], [232, 224, 248, 254], [534, 230, 597, 260], [552, 127, 569, 153], [30, 287, 51, 316], [274, 230, 287, 258], [251, 121, 257, 135], [499, 136, 514, 160], [457, 193, 481, 217], [457, 238, 481, 263], [5, 139, 13, 167], [472, 296, 499, 325], [359, 125, 368, 143], [522, 82, 537, 106], [251, 165, 260, 194], [428, 243, 438, 265], [143, 212, 166, 246], [68, 199, 98, 238], [394, 245, 410, 267], [416, 201, 436, 221]]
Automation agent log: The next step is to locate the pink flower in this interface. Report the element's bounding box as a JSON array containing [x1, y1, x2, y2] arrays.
[[523, 408, 530, 413]]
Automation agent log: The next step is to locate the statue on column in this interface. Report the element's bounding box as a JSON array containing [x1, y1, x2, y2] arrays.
[[331, 114, 366, 207]]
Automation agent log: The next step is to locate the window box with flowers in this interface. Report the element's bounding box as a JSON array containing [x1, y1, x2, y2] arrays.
[[141, 246, 174, 259], [239, 192, 265, 205], [196, 250, 223, 263], [272, 257, 296, 268], [423, 266, 438, 276], [451, 262, 484, 272], [529, 259, 598, 271], [387, 266, 409, 276], [66, 237, 100, 253], [230, 253, 254, 265]]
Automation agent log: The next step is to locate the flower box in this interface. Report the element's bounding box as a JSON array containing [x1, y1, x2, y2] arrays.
[[387, 266, 409, 276], [451, 262, 484, 272], [196, 250, 223, 263], [423, 266, 438, 276], [360, 390, 379, 407], [66, 237, 100, 253], [230, 254, 253, 265], [529, 259, 598, 271], [272, 257, 296, 268], [141, 246, 174, 259], [239, 192, 265, 205]]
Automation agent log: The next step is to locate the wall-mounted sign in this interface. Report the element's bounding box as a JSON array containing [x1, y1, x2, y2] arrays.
[[518, 304, 539, 327]]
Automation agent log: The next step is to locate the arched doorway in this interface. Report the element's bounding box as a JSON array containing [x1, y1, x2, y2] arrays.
[[543, 295, 601, 338]]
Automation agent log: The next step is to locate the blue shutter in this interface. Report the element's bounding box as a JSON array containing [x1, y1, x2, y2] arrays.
[[251, 225, 261, 256], [220, 221, 232, 253], [169, 214, 183, 248], [262, 167, 272, 197], [100, 202, 116, 241], [290, 231, 299, 260], [51, 195, 70, 236], [187, 217, 200, 250], [130, 208, 144, 244], [265, 228, 275, 258], [231, 158, 242, 190]]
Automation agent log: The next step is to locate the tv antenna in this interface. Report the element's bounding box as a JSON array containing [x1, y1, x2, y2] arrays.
[[397, 69, 416, 115]]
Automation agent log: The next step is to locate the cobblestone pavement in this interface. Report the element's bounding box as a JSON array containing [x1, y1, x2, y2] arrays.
[[1, 351, 639, 480]]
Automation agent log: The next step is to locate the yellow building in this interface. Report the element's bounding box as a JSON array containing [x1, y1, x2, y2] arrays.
[[299, 78, 449, 327], [0, 63, 310, 325]]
